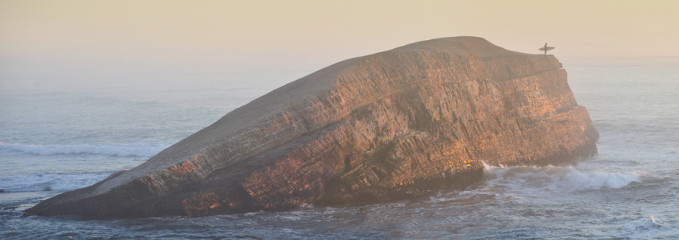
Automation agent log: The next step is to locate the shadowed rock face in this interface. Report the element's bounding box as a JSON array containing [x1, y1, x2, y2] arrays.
[[26, 37, 598, 218]]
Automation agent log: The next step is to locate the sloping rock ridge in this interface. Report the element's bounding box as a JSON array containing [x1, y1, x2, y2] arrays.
[[26, 37, 598, 218]]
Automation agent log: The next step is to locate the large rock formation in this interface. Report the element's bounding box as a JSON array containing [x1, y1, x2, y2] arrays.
[[26, 37, 598, 218]]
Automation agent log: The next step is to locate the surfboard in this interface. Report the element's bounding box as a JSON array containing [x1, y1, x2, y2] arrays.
[[539, 47, 555, 51]]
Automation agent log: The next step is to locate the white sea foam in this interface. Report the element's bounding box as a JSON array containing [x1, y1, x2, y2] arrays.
[[481, 161, 640, 193], [0, 172, 111, 193], [0, 141, 167, 158]]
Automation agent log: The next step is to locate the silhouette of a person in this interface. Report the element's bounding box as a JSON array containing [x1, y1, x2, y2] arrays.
[[542, 43, 554, 55]]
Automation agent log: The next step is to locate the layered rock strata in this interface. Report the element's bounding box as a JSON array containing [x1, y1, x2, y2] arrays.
[[26, 37, 598, 218]]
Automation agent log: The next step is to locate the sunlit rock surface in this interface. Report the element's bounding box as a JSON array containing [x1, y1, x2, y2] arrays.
[[26, 37, 598, 218]]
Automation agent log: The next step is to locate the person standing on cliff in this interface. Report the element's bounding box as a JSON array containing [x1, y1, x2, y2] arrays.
[[540, 43, 555, 55]]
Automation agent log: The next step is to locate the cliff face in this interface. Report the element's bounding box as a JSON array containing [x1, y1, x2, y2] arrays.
[[26, 37, 598, 218]]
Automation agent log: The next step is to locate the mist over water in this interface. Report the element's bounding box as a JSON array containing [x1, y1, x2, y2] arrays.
[[1, 58, 679, 239]]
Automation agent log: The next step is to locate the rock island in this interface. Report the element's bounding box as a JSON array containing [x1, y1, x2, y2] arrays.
[[27, 37, 598, 218]]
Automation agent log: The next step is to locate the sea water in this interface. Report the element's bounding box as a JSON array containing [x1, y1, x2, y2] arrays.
[[1, 58, 678, 239]]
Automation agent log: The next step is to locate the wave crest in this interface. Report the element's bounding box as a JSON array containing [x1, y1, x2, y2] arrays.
[[0, 141, 167, 158], [0, 172, 111, 193]]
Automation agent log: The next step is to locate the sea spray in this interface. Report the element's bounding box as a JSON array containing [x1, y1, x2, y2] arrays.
[[480, 161, 640, 193]]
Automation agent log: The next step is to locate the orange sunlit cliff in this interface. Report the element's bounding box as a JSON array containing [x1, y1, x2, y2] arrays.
[[26, 37, 598, 218]]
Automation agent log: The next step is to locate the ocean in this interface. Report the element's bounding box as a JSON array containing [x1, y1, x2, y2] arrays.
[[1, 58, 678, 239]]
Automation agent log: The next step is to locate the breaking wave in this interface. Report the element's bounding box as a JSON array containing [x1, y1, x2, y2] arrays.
[[481, 161, 640, 193]]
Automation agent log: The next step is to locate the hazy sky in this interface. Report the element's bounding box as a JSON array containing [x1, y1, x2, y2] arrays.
[[2, 0, 678, 89]]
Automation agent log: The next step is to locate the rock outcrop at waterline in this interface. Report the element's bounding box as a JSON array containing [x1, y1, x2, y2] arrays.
[[26, 37, 598, 218]]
